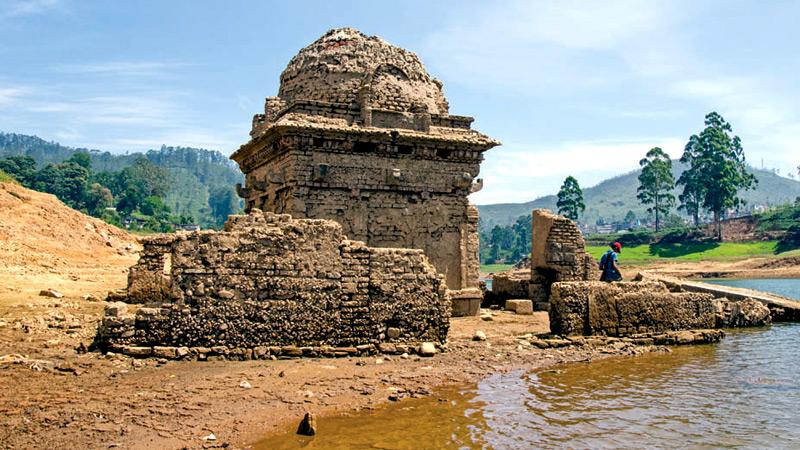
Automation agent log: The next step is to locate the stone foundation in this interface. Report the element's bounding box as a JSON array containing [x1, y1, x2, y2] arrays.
[[549, 281, 717, 336], [97, 211, 450, 352]]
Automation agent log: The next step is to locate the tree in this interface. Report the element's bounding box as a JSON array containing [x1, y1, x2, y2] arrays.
[[623, 210, 637, 228], [556, 176, 585, 221], [208, 185, 240, 226], [637, 147, 675, 232], [84, 183, 113, 216], [677, 166, 703, 227], [678, 112, 757, 239], [0, 155, 38, 186], [66, 151, 92, 170]]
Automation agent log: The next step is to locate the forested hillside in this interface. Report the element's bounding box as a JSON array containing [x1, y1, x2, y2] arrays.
[[477, 161, 800, 231], [0, 132, 243, 228]]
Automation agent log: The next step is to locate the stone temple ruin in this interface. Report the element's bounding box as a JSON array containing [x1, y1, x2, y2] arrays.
[[97, 28, 497, 358], [98, 212, 449, 358], [230, 28, 499, 315]]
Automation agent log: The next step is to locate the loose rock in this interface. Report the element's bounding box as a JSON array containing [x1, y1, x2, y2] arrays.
[[296, 412, 317, 436]]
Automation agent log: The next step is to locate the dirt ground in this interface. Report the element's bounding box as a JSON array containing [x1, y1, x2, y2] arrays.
[[633, 256, 800, 280], [0, 261, 665, 450]]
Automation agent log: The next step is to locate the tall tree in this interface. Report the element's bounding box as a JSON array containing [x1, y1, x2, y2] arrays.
[[677, 166, 703, 227], [637, 147, 675, 232], [556, 175, 585, 221], [678, 112, 757, 239]]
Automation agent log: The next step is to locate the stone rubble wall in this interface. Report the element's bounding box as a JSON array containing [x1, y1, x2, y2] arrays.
[[97, 211, 450, 355], [531, 209, 598, 282], [549, 281, 717, 336], [715, 298, 772, 327]]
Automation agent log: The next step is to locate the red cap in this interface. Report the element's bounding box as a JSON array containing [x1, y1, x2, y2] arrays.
[[612, 242, 622, 252]]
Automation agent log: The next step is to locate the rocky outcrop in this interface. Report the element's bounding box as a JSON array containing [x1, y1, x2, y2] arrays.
[[97, 211, 450, 355]]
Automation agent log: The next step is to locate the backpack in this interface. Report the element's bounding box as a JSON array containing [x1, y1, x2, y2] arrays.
[[598, 250, 612, 270]]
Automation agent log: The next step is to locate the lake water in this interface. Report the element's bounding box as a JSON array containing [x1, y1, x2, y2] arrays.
[[705, 278, 800, 300], [258, 279, 800, 449]]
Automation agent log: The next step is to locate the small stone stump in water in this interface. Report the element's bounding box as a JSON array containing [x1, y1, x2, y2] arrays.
[[297, 412, 317, 436]]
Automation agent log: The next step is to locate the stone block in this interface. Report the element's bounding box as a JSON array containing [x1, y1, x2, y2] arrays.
[[505, 299, 533, 315]]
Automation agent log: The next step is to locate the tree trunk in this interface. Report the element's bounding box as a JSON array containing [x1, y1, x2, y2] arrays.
[[713, 209, 721, 240], [655, 196, 660, 232]]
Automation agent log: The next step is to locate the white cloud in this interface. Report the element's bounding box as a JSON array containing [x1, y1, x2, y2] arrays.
[[53, 61, 190, 77], [0, 86, 29, 107], [1, 0, 64, 19], [472, 136, 684, 204], [420, 0, 687, 94]]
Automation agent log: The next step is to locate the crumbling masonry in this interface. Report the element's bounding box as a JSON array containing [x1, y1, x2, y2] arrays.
[[97, 211, 450, 358], [230, 28, 499, 315]]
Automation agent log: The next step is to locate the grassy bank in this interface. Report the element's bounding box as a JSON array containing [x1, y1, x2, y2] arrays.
[[480, 263, 513, 273], [587, 241, 800, 265]]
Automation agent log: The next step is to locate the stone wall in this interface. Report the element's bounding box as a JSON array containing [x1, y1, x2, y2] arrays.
[[97, 211, 450, 354], [549, 281, 717, 336], [524, 209, 598, 308]]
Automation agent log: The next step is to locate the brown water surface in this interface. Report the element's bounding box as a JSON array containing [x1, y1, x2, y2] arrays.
[[257, 323, 800, 449]]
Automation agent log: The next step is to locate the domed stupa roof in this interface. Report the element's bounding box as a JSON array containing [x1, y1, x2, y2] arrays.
[[278, 28, 450, 115]]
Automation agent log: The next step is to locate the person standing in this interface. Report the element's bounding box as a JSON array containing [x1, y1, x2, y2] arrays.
[[599, 242, 623, 281]]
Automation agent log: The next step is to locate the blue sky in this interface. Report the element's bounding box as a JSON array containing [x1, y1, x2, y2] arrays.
[[1, 0, 799, 204]]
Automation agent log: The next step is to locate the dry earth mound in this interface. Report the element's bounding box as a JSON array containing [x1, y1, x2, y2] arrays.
[[0, 182, 138, 272]]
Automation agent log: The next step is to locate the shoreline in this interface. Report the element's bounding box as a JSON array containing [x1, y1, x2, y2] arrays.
[[0, 266, 672, 450], [1, 255, 797, 449]]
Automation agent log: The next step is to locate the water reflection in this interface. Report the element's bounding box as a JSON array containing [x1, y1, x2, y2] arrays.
[[254, 388, 491, 449], [475, 324, 800, 449], [256, 324, 800, 449]]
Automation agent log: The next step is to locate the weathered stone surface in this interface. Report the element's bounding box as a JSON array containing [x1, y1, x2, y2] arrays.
[[549, 281, 716, 336], [418, 342, 436, 357], [473, 330, 487, 341], [96, 212, 450, 352], [39, 289, 63, 298], [715, 298, 772, 328], [230, 28, 499, 314], [505, 299, 533, 315]]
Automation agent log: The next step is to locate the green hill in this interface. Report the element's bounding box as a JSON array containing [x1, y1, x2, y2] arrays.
[[0, 132, 244, 228], [477, 161, 800, 230]]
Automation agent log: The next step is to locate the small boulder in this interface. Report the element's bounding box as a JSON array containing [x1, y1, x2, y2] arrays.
[[239, 380, 252, 389], [418, 342, 436, 357], [472, 330, 487, 341], [217, 289, 235, 299], [386, 327, 401, 339], [39, 289, 63, 299], [297, 412, 317, 436]]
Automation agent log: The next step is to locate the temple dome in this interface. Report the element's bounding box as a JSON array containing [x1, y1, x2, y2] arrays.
[[278, 28, 450, 115]]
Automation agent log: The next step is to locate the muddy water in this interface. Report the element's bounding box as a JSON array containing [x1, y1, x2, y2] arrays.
[[257, 323, 800, 449]]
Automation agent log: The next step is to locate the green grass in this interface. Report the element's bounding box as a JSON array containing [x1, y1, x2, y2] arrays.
[[0, 168, 18, 184], [480, 263, 514, 273], [587, 241, 799, 265]]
